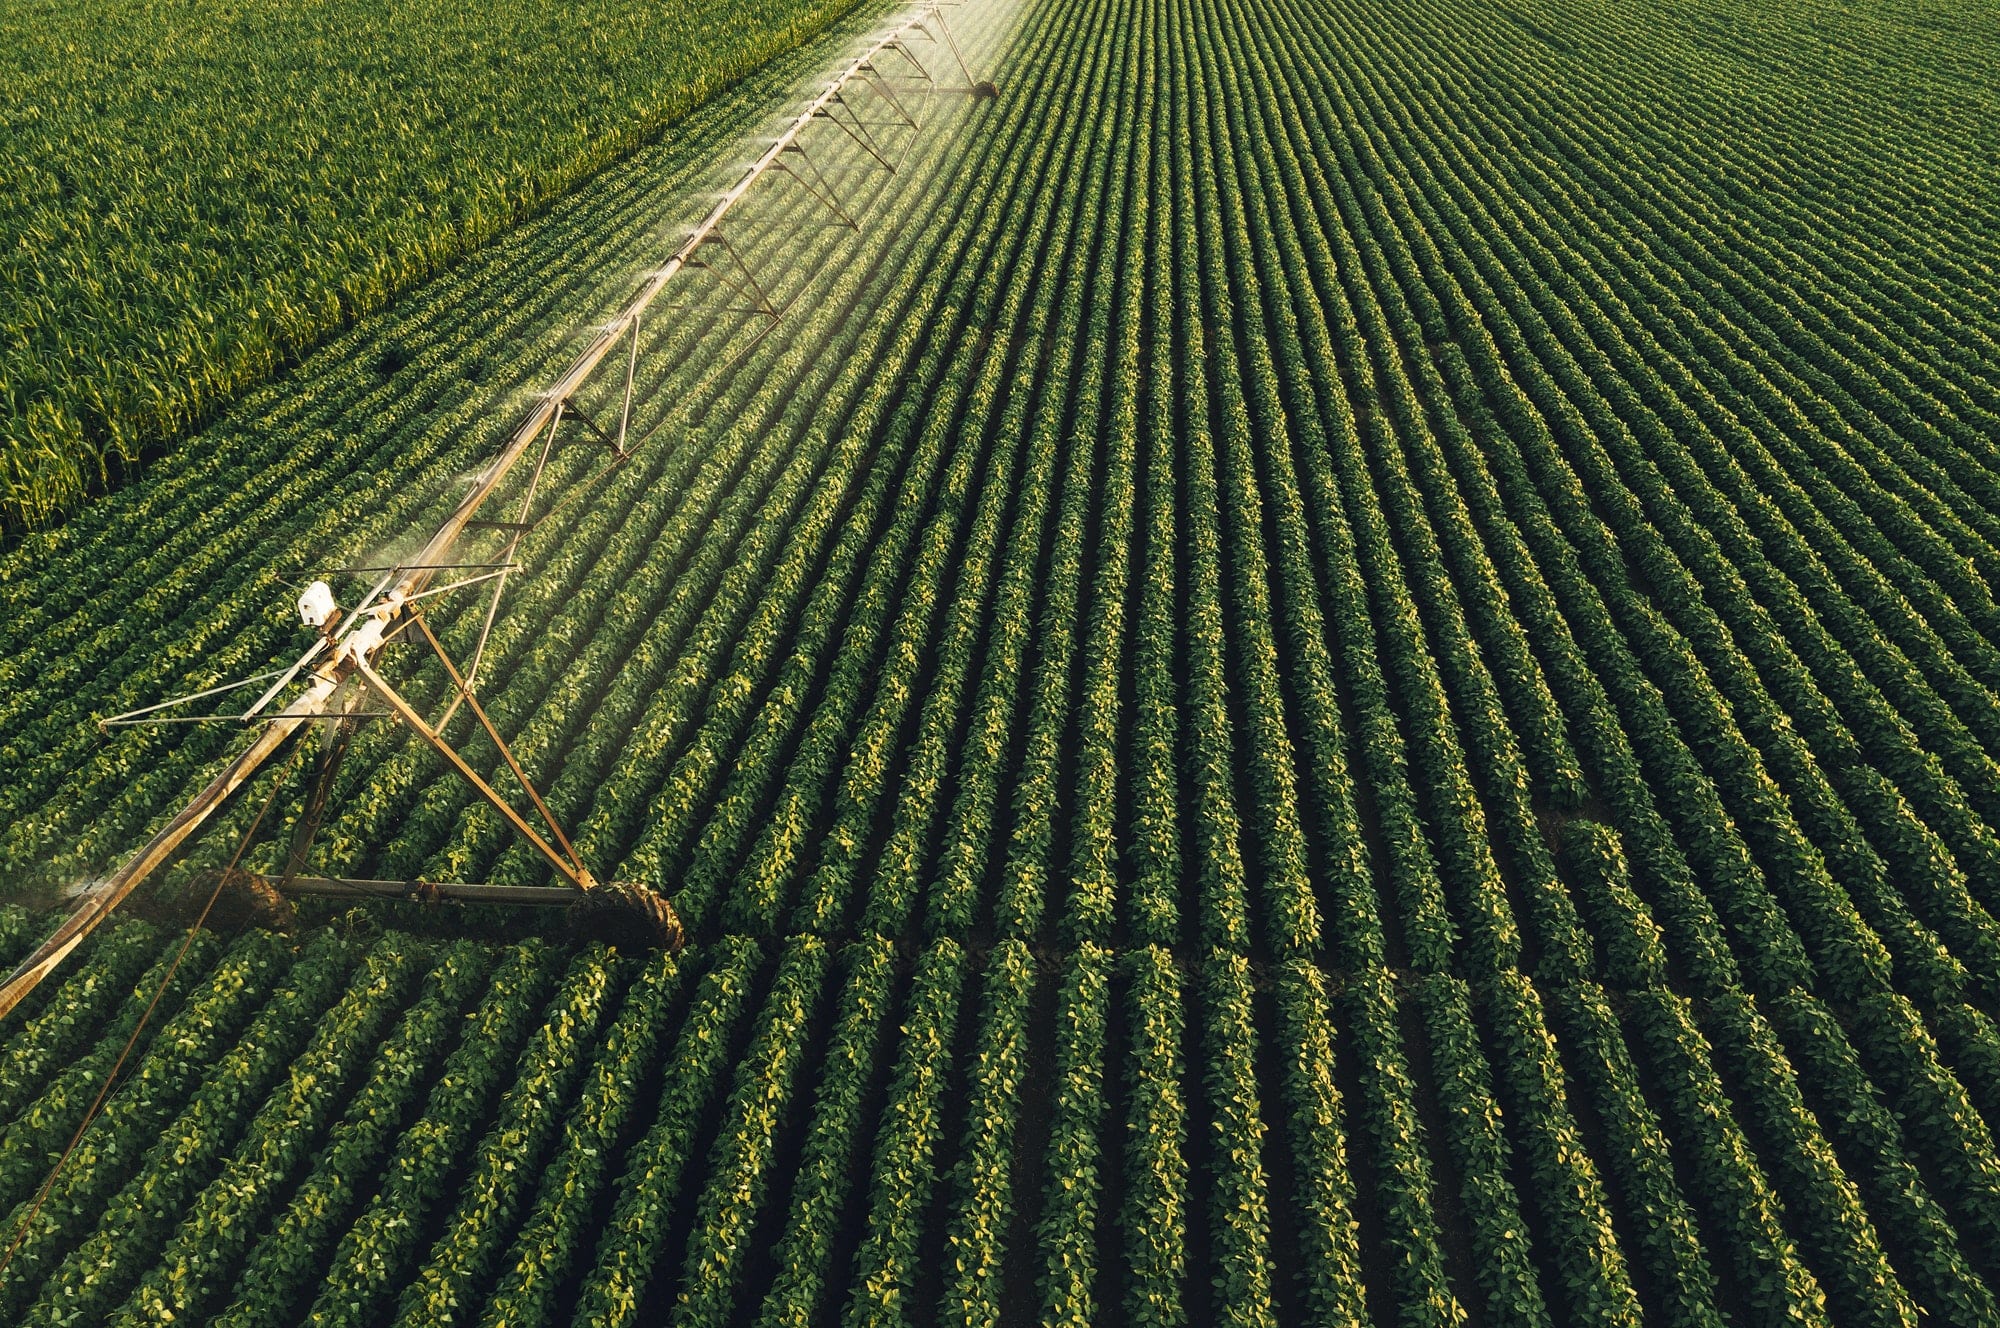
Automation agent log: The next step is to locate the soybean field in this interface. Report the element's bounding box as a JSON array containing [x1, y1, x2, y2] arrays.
[[6, 0, 2000, 1324]]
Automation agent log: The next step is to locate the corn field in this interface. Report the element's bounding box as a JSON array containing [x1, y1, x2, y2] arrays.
[[0, 0, 869, 529]]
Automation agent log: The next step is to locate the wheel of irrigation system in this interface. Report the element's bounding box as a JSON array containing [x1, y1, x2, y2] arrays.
[[568, 882, 686, 954]]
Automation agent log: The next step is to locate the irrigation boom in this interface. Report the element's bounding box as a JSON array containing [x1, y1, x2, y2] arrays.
[[0, 4, 991, 1020]]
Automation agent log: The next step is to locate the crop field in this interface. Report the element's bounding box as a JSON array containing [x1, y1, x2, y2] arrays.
[[5, 0, 2000, 1323], [0, 0, 871, 529]]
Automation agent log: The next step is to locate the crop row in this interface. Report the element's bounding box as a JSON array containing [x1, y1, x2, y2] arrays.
[[3, 1, 2000, 1324], [4, 916, 2000, 1328]]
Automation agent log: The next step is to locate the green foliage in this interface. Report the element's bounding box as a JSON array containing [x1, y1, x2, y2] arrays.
[[211, 940, 495, 1328], [1409, 975, 1549, 1328], [0, 930, 222, 1219], [755, 937, 898, 1328], [936, 941, 1037, 1328], [0, 931, 292, 1320], [1123, 947, 1190, 1328], [20, 931, 359, 1327], [1269, 961, 1366, 1327], [667, 939, 829, 1328], [305, 940, 560, 1328], [481, 947, 687, 1328], [113, 937, 427, 1328], [1550, 984, 1726, 1328], [1342, 969, 1466, 1328], [1032, 943, 1112, 1328], [1198, 952, 1277, 1328], [569, 936, 763, 1327], [1477, 974, 1642, 1328], [1624, 990, 1830, 1325], [0, 0, 872, 529], [4, 0, 2000, 1325], [0, 921, 161, 1128]]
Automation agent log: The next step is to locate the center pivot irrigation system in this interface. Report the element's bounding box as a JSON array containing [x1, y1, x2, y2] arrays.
[[0, 5, 996, 1021]]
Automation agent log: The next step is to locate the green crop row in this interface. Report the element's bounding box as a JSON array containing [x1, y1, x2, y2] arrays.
[[211, 940, 497, 1328], [0, 922, 163, 1129], [1032, 943, 1111, 1328], [0, 932, 295, 1318], [666, 939, 829, 1328], [305, 941, 561, 1328], [481, 948, 686, 1328], [0, 930, 224, 1219], [936, 940, 1036, 1328], [112, 938, 428, 1327], [845, 941, 968, 1328], [1121, 946, 1189, 1328], [754, 937, 898, 1328], [16, 931, 359, 1326], [568, 937, 764, 1326]]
